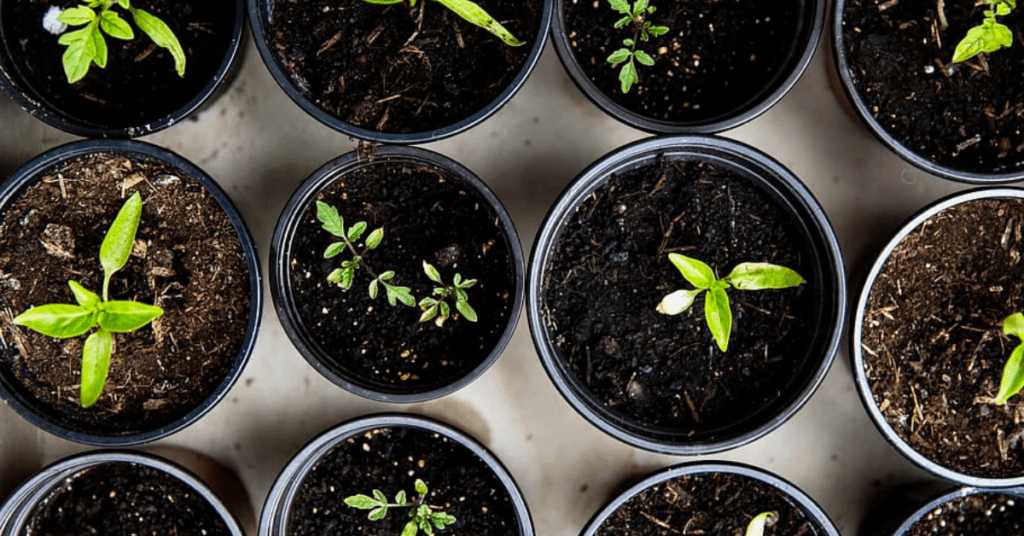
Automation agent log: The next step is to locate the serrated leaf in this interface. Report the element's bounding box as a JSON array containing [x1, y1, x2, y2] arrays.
[[746, 512, 776, 536], [415, 479, 428, 496], [365, 228, 384, 250], [724, 263, 806, 290], [456, 300, 477, 322], [369, 279, 379, 299], [327, 268, 345, 283], [344, 494, 380, 509], [58, 6, 97, 26], [635, 50, 654, 66], [130, 7, 186, 76], [609, 0, 630, 13], [69, 281, 101, 309], [432, 0, 524, 46], [100, 10, 134, 40], [316, 201, 346, 237], [431, 512, 457, 529], [12, 304, 96, 339], [705, 288, 732, 352], [100, 192, 143, 281], [348, 221, 367, 242], [402, 520, 419, 536], [98, 301, 163, 332], [668, 253, 716, 289], [952, 21, 1013, 62], [386, 285, 415, 307], [633, 0, 649, 16], [80, 328, 112, 408], [614, 15, 632, 28], [369, 506, 388, 521], [657, 289, 702, 315], [423, 262, 443, 283], [61, 26, 97, 83], [619, 60, 638, 93]]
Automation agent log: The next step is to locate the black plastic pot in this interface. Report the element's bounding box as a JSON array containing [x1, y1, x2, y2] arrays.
[[259, 413, 534, 536], [550, 0, 824, 134], [0, 0, 246, 138], [0, 139, 263, 446], [248, 0, 552, 144], [851, 188, 1024, 488], [528, 135, 846, 454], [270, 145, 524, 403], [580, 461, 841, 536], [0, 450, 249, 536], [860, 484, 1024, 536]]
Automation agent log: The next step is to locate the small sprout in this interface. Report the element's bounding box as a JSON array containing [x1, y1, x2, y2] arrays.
[[656, 253, 805, 352], [951, 0, 1015, 63], [746, 512, 777, 536], [605, 0, 669, 92], [418, 262, 478, 326], [53, 0, 186, 84], [994, 312, 1024, 404], [360, 0, 523, 47], [345, 479, 457, 536], [12, 192, 163, 408]]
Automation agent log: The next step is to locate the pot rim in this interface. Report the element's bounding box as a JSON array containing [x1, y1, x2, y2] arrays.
[[258, 412, 535, 536], [247, 0, 552, 144], [0, 0, 246, 139], [851, 187, 1024, 488], [0, 139, 263, 446], [549, 0, 825, 134], [890, 486, 1024, 536], [527, 134, 847, 455], [269, 145, 525, 403]]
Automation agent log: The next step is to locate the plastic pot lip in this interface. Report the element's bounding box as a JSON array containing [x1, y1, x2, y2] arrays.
[[890, 486, 1024, 536], [247, 0, 552, 145], [0, 139, 263, 446], [0, 0, 246, 139], [258, 412, 535, 536], [527, 135, 847, 455], [269, 145, 525, 403], [0, 450, 246, 536], [830, 0, 1024, 184], [851, 187, 1024, 488], [580, 461, 841, 536], [549, 0, 824, 134]]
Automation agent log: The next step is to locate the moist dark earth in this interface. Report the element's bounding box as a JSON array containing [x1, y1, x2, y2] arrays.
[[905, 493, 1024, 536], [287, 159, 516, 394], [25, 461, 233, 536], [563, 0, 803, 124], [594, 471, 829, 536], [287, 426, 519, 536], [842, 0, 1024, 173], [0, 153, 251, 436], [542, 154, 823, 441], [862, 198, 1024, 478], [1, 0, 235, 131], [269, 0, 543, 134]]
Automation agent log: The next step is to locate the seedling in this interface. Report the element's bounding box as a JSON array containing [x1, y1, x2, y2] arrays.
[[746, 512, 776, 536], [993, 312, 1024, 404], [951, 0, 1015, 63], [53, 0, 186, 84], [605, 0, 669, 93], [360, 0, 523, 47], [345, 478, 457, 536], [656, 253, 805, 352], [11, 192, 164, 408], [419, 261, 477, 326]]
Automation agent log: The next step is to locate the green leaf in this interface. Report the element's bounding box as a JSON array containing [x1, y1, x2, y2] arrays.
[[458, 278, 477, 288], [365, 228, 384, 250], [69, 281, 101, 309], [614, 15, 632, 28], [438, 301, 451, 319], [419, 518, 433, 535], [379, 271, 395, 281], [12, 304, 96, 339], [433, 0, 524, 46], [325, 242, 346, 259], [431, 512, 456, 529], [419, 297, 438, 308], [415, 479, 428, 496], [369, 279, 379, 299], [395, 490, 407, 505], [619, 60, 638, 93], [423, 262, 443, 283], [648, 25, 669, 36], [100, 10, 134, 40], [369, 506, 388, 521], [60, 26, 98, 83], [327, 268, 345, 283], [607, 48, 632, 64], [456, 300, 477, 322], [344, 494, 381, 509], [420, 305, 438, 323], [348, 221, 368, 242], [454, 288, 468, 304], [100, 192, 143, 290], [57, 6, 97, 26], [401, 520, 419, 536], [995, 343, 1024, 404], [668, 253, 716, 289], [1005, 313, 1024, 339], [373, 489, 388, 505], [632, 0, 649, 16], [386, 284, 415, 307], [316, 201, 345, 237], [705, 288, 732, 352], [80, 328, 112, 408], [724, 263, 806, 290], [130, 7, 186, 76], [609, 0, 630, 14], [656, 289, 702, 315], [634, 50, 654, 66], [341, 268, 355, 290], [746, 512, 776, 536], [623, 38, 635, 47], [98, 301, 163, 333], [90, 24, 108, 68], [116, 0, 131, 9], [952, 21, 1014, 63]]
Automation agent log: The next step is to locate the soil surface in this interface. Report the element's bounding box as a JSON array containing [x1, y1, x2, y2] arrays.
[[905, 493, 1024, 536], [0, 0, 235, 132], [594, 471, 828, 536], [862, 198, 1024, 478], [562, 0, 803, 124], [269, 0, 543, 134], [286, 158, 516, 394], [0, 152, 251, 436], [842, 0, 1024, 174], [287, 425, 519, 536], [542, 155, 820, 440], [25, 461, 233, 536]]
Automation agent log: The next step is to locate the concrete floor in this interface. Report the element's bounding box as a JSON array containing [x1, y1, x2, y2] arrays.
[[0, 32, 979, 536]]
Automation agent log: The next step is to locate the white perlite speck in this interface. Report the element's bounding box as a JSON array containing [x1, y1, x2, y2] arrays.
[[42, 6, 67, 35]]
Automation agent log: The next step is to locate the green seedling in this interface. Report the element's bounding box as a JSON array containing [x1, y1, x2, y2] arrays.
[[656, 253, 805, 352], [361, 0, 523, 47], [345, 478, 457, 536], [994, 312, 1024, 404], [746, 512, 777, 536], [54, 0, 185, 84], [605, 0, 669, 93], [419, 261, 477, 326], [951, 0, 1015, 63], [12, 192, 163, 408], [317, 201, 414, 307]]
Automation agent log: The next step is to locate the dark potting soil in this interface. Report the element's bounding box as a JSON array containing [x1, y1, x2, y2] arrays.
[[842, 0, 1024, 174], [287, 426, 519, 536], [562, 0, 802, 123], [0, 153, 251, 436], [542, 155, 818, 437], [24, 461, 232, 536], [269, 0, 543, 134], [594, 472, 827, 536], [862, 199, 1024, 478], [1, 0, 235, 131], [287, 159, 515, 393], [905, 493, 1024, 536]]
